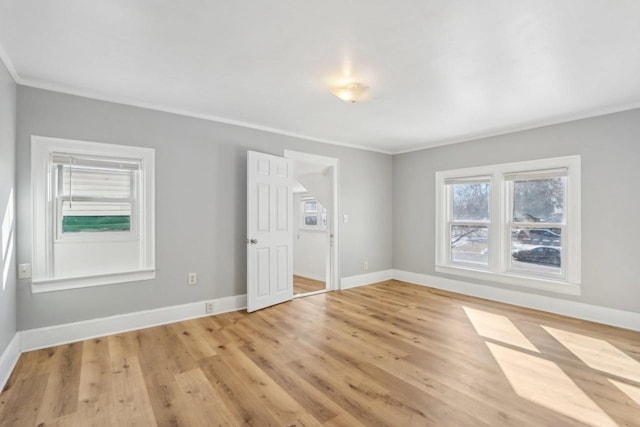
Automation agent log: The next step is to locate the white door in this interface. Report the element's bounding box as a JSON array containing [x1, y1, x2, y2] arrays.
[[247, 151, 293, 312]]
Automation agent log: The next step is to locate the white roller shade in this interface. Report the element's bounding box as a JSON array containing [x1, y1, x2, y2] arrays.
[[53, 153, 137, 218], [504, 168, 567, 181], [59, 165, 133, 199], [444, 175, 491, 185]]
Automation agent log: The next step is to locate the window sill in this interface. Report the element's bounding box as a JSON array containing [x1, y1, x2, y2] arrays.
[[30, 269, 155, 293], [435, 264, 581, 296]]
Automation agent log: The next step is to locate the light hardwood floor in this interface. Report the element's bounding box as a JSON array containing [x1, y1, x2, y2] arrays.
[[293, 275, 326, 295], [1, 280, 639, 426]]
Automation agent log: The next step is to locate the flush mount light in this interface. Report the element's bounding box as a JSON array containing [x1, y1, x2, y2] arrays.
[[329, 82, 369, 103]]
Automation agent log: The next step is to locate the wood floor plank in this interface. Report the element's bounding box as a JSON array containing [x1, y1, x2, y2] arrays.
[[1, 280, 639, 426], [174, 368, 240, 427], [212, 343, 324, 426], [169, 319, 219, 362], [108, 333, 158, 426], [0, 374, 49, 427], [35, 342, 83, 424], [240, 342, 363, 425], [77, 338, 112, 419], [294, 275, 326, 295], [198, 354, 283, 426]]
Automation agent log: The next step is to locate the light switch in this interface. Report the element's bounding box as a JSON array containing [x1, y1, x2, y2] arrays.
[[343, 214, 349, 223], [18, 263, 31, 279]]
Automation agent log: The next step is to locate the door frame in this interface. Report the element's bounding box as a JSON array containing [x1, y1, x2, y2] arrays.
[[284, 150, 340, 292]]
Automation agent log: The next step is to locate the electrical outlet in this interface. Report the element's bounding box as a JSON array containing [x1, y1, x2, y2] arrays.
[[363, 261, 369, 271], [205, 301, 214, 314], [188, 272, 197, 285]]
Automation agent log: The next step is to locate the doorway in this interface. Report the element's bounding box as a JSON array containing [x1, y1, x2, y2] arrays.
[[285, 150, 339, 298]]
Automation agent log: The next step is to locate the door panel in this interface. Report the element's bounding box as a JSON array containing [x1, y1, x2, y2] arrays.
[[247, 151, 293, 312]]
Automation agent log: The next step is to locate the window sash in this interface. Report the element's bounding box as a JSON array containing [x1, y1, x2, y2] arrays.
[[505, 174, 567, 278], [52, 156, 139, 239], [448, 223, 489, 267], [508, 223, 565, 278]]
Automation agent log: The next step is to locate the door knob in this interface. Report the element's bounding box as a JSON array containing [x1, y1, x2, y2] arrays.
[[247, 238, 258, 244]]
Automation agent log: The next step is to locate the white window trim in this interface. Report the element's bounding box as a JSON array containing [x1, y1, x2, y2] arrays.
[[435, 155, 581, 295], [31, 136, 156, 293]]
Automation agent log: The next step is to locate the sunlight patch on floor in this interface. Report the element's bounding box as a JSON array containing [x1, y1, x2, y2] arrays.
[[486, 342, 617, 427], [543, 326, 640, 383], [609, 379, 640, 406], [463, 306, 539, 352]]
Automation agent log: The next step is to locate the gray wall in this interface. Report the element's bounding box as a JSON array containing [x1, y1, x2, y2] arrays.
[[393, 108, 640, 313], [0, 58, 17, 354], [16, 87, 393, 330]]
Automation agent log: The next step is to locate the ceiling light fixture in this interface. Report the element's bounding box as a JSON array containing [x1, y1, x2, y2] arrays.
[[329, 82, 369, 103]]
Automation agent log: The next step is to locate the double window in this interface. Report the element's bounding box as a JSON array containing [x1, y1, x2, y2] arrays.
[[32, 136, 155, 292], [436, 156, 581, 294]]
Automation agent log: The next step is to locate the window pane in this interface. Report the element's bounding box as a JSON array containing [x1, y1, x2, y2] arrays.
[[451, 225, 488, 265], [62, 216, 131, 233], [304, 215, 317, 226], [511, 227, 562, 274], [512, 227, 561, 247], [61, 200, 132, 233], [303, 201, 318, 213], [513, 178, 564, 223], [452, 183, 490, 221]]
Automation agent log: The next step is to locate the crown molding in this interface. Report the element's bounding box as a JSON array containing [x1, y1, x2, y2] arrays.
[[0, 41, 20, 83], [17, 76, 393, 155]]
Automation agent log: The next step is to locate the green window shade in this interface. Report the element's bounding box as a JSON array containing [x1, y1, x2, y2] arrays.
[[62, 216, 131, 233]]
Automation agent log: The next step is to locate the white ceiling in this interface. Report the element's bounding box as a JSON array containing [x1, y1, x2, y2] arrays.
[[1, 1, 640, 154]]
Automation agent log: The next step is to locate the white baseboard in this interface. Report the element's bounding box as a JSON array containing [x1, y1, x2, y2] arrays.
[[20, 294, 247, 352], [0, 333, 21, 391], [340, 270, 394, 290], [393, 270, 640, 332]]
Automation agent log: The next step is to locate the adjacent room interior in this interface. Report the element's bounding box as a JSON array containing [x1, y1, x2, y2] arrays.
[[0, 2, 639, 426]]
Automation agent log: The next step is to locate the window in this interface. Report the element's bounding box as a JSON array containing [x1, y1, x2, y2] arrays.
[[449, 179, 490, 266], [435, 156, 581, 295], [300, 198, 327, 230], [53, 155, 137, 237], [32, 136, 155, 292]]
